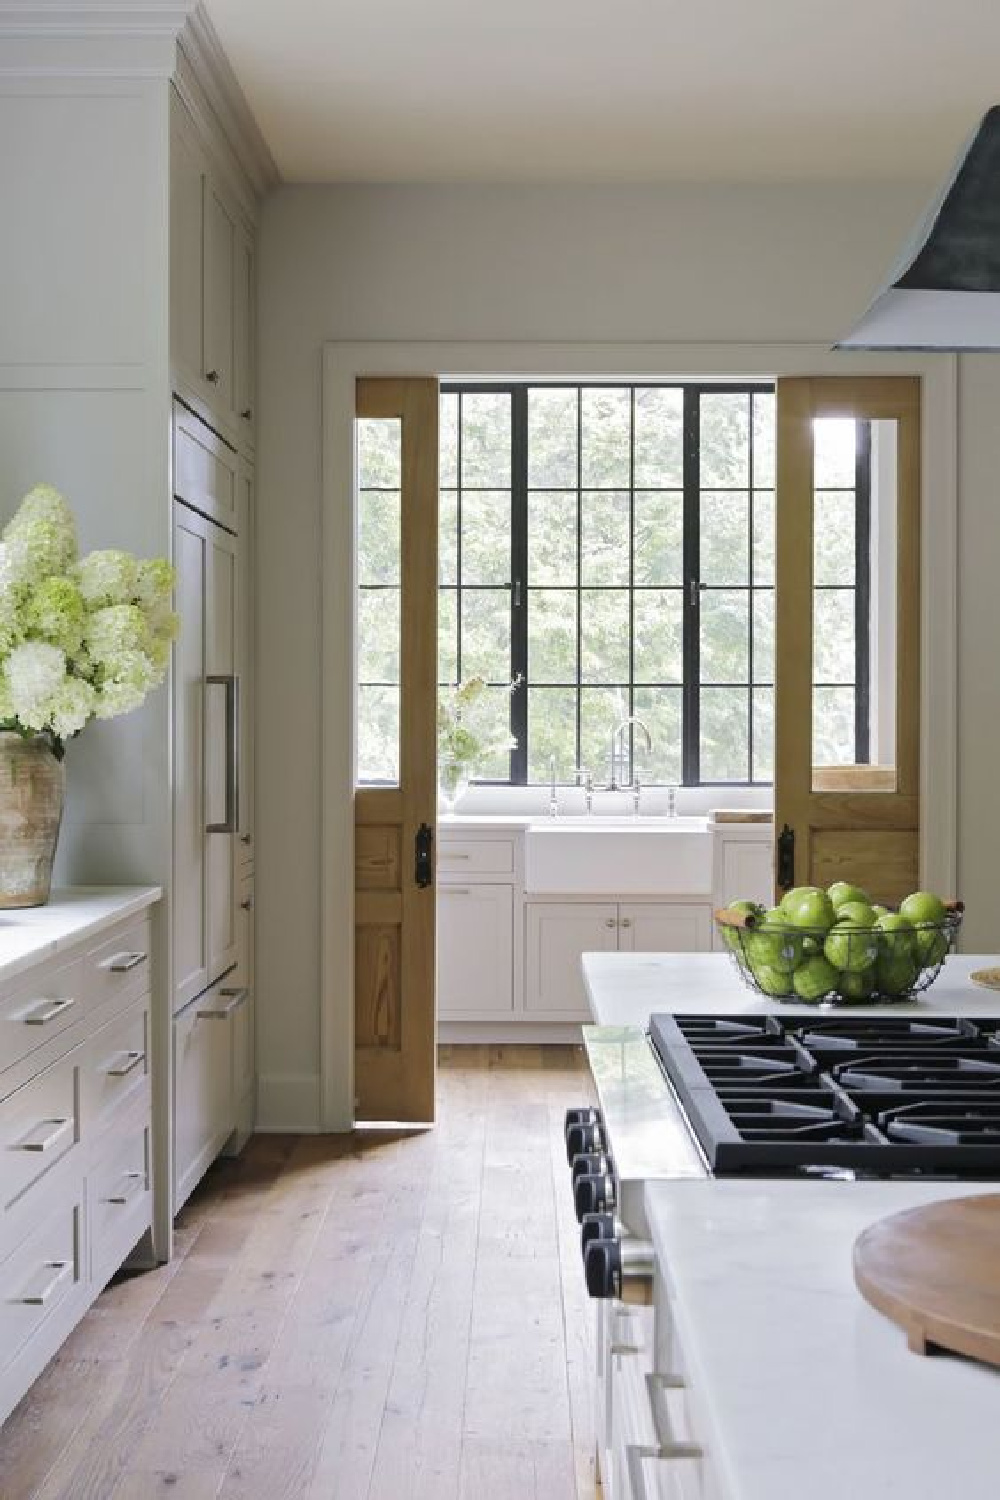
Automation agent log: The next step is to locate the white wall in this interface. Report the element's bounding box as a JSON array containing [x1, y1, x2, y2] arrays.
[[0, 78, 172, 888], [256, 178, 1000, 1127]]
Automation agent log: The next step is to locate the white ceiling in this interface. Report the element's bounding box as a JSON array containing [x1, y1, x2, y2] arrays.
[[203, 0, 1000, 186]]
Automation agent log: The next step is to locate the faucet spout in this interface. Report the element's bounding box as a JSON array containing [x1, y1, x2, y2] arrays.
[[610, 715, 653, 791]]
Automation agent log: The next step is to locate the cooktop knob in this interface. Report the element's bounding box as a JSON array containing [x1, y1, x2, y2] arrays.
[[571, 1151, 614, 1186], [564, 1106, 601, 1142], [565, 1118, 606, 1164], [584, 1237, 623, 1299], [580, 1211, 616, 1258], [574, 1171, 616, 1221]]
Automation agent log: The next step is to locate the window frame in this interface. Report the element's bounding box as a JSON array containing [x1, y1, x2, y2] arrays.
[[438, 379, 871, 788]]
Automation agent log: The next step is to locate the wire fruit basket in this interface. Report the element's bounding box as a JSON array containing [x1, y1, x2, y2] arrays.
[[715, 901, 964, 1006]]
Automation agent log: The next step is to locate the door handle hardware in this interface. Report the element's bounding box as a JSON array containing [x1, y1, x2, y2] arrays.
[[240, 896, 254, 911], [439, 887, 472, 896], [605, 917, 616, 929], [240, 408, 253, 421], [777, 823, 795, 891], [206, 674, 241, 834], [107, 951, 147, 974], [19, 1260, 71, 1306], [107, 1049, 145, 1078], [415, 823, 434, 889], [198, 986, 249, 1019], [206, 368, 220, 384], [105, 1171, 145, 1207], [23, 997, 75, 1026], [19, 1118, 72, 1153], [620, 918, 632, 929]]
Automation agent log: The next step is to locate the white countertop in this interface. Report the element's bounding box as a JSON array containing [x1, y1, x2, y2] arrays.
[[645, 1177, 1000, 1500], [584, 950, 1000, 1027], [0, 886, 162, 984]]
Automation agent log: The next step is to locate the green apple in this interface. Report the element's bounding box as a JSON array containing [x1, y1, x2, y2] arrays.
[[750, 960, 794, 998], [836, 900, 878, 928], [746, 909, 803, 973], [801, 936, 820, 957], [827, 881, 871, 912], [780, 886, 824, 912], [914, 925, 949, 968], [839, 967, 877, 1001], [899, 892, 948, 927], [784, 890, 837, 933], [875, 912, 917, 961], [792, 955, 839, 1003], [720, 898, 763, 954], [876, 948, 920, 998], [824, 921, 879, 974], [872, 904, 890, 919]]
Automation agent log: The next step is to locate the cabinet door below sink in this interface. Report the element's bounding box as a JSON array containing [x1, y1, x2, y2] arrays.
[[619, 903, 712, 954], [525, 903, 618, 1019], [438, 885, 513, 1019]]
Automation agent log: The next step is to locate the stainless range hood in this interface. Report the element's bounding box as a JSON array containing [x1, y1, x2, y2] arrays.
[[838, 105, 1000, 350]]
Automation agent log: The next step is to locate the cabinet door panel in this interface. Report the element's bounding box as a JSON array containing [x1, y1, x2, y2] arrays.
[[204, 182, 236, 414], [619, 903, 712, 954], [525, 903, 618, 1018], [236, 462, 254, 867], [172, 510, 208, 1012], [173, 988, 233, 1212], [169, 101, 205, 388], [206, 524, 239, 985], [234, 224, 256, 441], [437, 885, 513, 1018]]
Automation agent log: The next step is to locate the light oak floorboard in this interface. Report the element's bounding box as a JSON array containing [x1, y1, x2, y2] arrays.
[[0, 1046, 597, 1500]]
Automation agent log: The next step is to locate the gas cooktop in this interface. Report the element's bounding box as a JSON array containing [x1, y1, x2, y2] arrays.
[[649, 1013, 1000, 1177]]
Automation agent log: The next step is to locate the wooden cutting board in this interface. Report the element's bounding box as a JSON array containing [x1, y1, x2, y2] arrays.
[[854, 1194, 1000, 1365]]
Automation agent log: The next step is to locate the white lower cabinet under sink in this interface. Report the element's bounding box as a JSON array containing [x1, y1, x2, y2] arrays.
[[437, 884, 514, 1018]]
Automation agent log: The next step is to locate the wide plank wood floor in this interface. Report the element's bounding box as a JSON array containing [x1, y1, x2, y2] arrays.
[[0, 1044, 597, 1500]]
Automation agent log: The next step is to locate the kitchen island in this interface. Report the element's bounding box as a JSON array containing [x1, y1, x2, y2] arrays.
[[578, 950, 1000, 1499]]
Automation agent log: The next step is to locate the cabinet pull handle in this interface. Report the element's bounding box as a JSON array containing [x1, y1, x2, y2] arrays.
[[107, 951, 147, 974], [440, 887, 472, 896], [206, 674, 241, 834], [198, 986, 249, 1019], [240, 895, 254, 911], [19, 1118, 72, 1153], [206, 368, 221, 384], [240, 408, 253, 421], [439, 852, 470, 861], [620, 917, 632, 929], [240, 833, 253, 845], [626, 1441, 704, 1499], [106, 1171, 145, 1206], [107, 1049, 145, 1078], [605, 917, 617, 929], [23, 996, 75, 1026], [19, 1260, 71, 1306]]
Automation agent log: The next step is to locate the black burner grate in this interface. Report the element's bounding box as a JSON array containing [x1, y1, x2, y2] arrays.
[[649, 1012, 1000, 1176]]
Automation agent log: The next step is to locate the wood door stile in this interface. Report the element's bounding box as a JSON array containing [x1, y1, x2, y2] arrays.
[[354, 379, 438, 1123], [775, 376, 921, 905]]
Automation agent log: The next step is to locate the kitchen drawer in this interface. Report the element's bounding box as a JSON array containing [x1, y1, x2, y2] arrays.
[[85, 915, 152, 1018], [173, 398, 238, 530], [0, 1189, 83, 1377], [89, 1116, 152, 1289], [173, 986, 234, 1211], [0, 956, 84, 1082], [437, 838, 514, 877], [0, 1051, 79, 1213], [82, 1001, 150, 1142]]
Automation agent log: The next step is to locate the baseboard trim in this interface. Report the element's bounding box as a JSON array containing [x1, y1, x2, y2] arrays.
[[438, 1022, 586, 1044], [255, 1072, 322, 1132]]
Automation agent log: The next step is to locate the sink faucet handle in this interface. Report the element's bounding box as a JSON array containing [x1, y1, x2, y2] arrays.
[[632, 773, 642, 816], [575, 766, 594, 814]]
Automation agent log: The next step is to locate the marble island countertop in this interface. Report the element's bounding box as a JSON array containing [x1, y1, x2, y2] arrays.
[[0, 886, 162, 984], [645, 1177, 1000, 1500]]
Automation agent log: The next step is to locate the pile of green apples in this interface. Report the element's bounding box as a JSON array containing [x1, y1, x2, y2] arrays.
[[723, 885, 954, 1004]]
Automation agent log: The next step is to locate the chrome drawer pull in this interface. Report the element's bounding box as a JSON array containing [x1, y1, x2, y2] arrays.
[[439, 852, 471, 861], [627, 1440, 704, 1499], [107, 951, 147, 974], [19, 1260, 71, 1306], [18, 1118, 72, 1153], [439, 887, 472, 896], [107, 1049, 145, 1078], [23, 997, 75, 1026], [198, 986, 249, 1019], [106, 1171, 144, 1206]]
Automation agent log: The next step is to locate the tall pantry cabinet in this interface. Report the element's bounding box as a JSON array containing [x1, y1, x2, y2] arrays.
[[169, 78, 258, 1214]]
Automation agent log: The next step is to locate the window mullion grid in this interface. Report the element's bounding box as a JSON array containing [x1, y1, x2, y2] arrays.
[[628, 385, 636, 784], [854, 419, 872, 766], [510, 386, 529, 784], [682, 388, 700, 785], [455, 393, 463, 685], [748, 393, 756, 783], [575, 387, 583, 778]]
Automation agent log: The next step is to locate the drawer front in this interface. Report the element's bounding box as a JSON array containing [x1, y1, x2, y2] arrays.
[[85, 915, 152, 1019], [82, 1002, 150, 1141], [437, 838, 514, 876], [0, 1190, 83, 1375], [0, 1052, 79, 1213], [173, 989, 234, 1209], [0, 957, 84, 1081], [173, 399, 238, 530], [89, 1117, 152, 1288]]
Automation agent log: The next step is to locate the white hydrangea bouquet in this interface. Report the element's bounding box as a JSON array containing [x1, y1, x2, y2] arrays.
[[0, 484, 177, 756], [437, 673, 520, 807]]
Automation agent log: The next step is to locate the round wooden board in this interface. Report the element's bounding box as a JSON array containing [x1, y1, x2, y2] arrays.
[[854, 1194, 1000, 1365]]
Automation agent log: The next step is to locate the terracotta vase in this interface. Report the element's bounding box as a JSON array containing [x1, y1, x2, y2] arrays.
[[0, 732, 65, 908]]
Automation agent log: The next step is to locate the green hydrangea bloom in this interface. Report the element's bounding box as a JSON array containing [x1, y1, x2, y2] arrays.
[[3, 486, 77, 578], [23, 576, 87, 656], [74, 549, 139, 608]]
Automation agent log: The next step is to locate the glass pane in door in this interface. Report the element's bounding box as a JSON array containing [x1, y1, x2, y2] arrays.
[[810, 417, 898, 791], [356, 417, 402, 784]]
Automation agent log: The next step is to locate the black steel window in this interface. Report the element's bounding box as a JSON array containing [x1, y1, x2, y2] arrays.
[[437, 381, 870, 787]]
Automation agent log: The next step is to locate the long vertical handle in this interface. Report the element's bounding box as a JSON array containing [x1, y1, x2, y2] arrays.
[[206, 673, 241, 834]]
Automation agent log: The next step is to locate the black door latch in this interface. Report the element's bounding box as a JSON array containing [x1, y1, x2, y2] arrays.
[[777, 823, 795, 891], [414, 822, 434, 888]]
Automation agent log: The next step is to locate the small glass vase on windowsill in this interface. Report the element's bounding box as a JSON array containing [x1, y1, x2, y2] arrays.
[[438, 758, 470, 815]]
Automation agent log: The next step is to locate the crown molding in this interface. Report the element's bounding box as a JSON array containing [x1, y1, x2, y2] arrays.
[[0, 3, 196, 35], [175, 3, 279, 195]]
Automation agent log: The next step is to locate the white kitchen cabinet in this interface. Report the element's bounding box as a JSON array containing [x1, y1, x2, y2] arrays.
[[172, 979, 235, 1212], [437, 884, 514, 1018], [234, 223, 257, 444], [713, 830, 774, 949], [236, 460, 255, 869], [226, 875, 256, 1152], [172, 497, 240, 1016], [204, 179, 236, 418], [620, 902, 713, 954], [525, 903, 619, 1018]]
